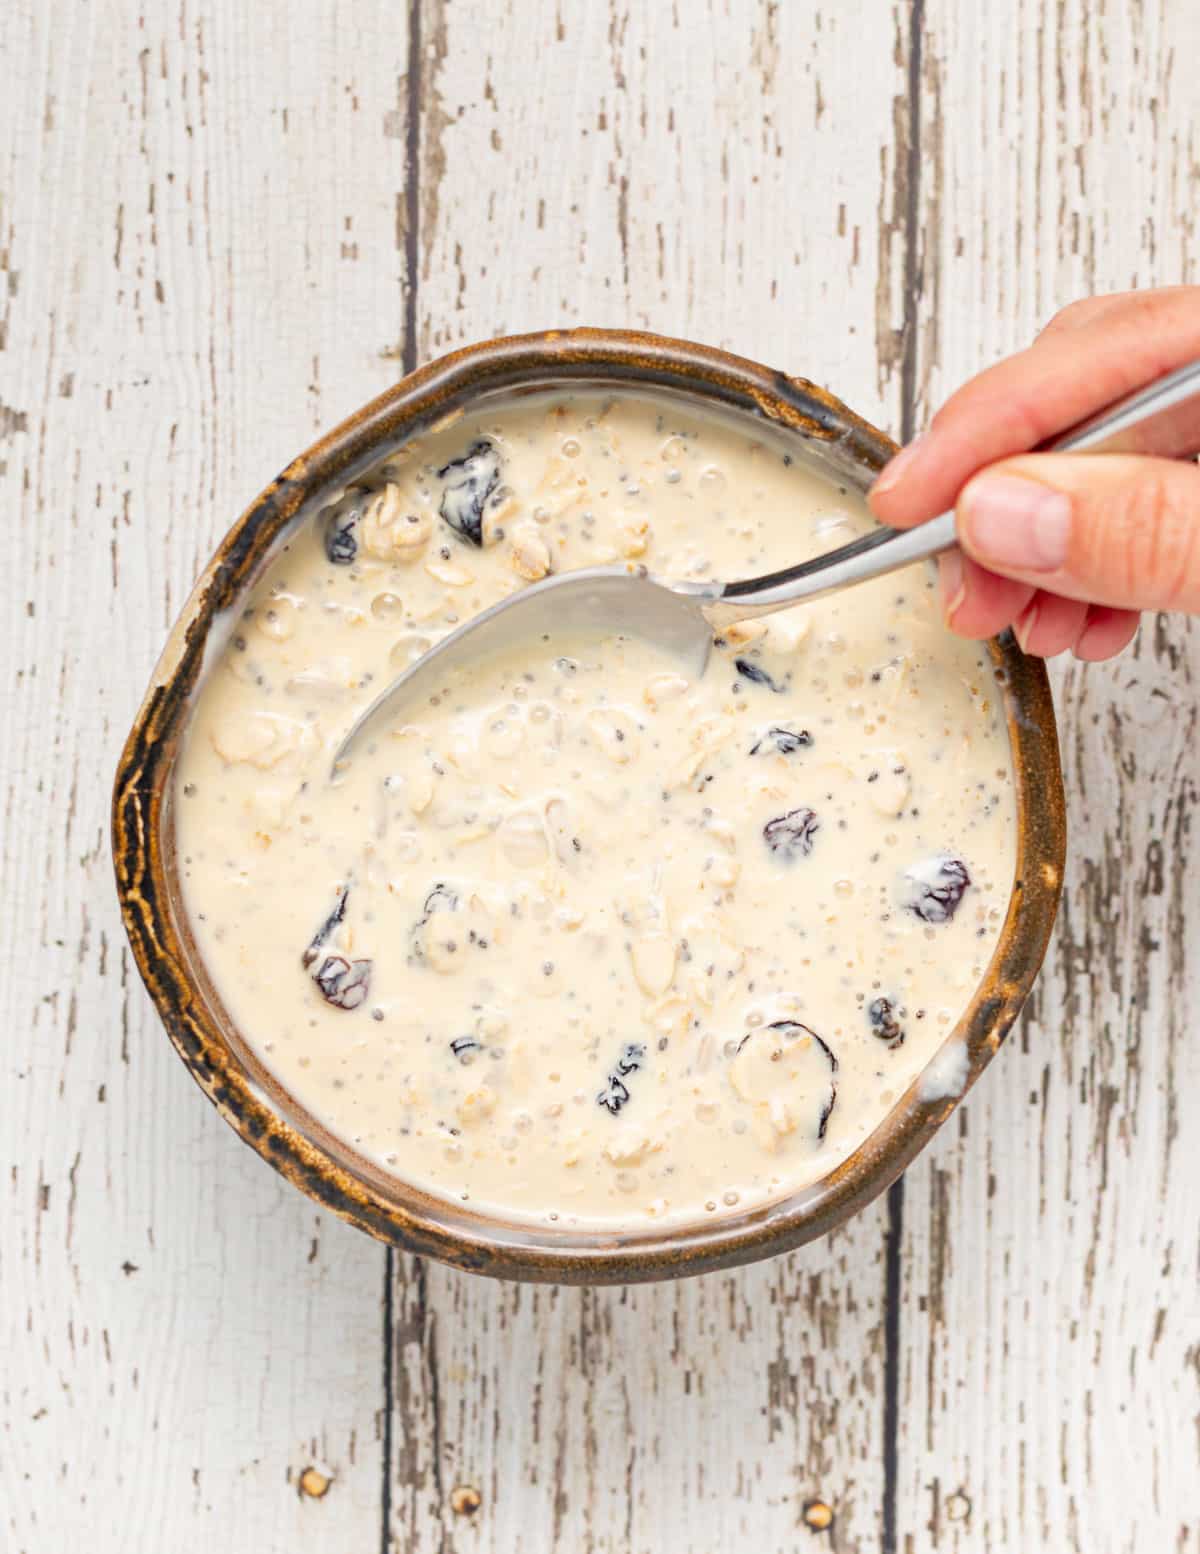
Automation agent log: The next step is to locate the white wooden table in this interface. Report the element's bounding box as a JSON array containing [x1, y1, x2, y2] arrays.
[[4, 3, 1198, 1549]]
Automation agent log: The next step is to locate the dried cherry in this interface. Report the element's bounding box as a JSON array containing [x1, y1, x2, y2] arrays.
[[438, 439, 501, 546], [734, 657, 783, 692], [750, 726, 813, 756], [905, 855, 970, 923], [867, 997, 905, 1046], [763, 807, 820, 859], [321, 489, 368, 565]]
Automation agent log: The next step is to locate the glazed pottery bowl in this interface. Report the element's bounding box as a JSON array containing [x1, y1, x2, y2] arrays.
[[112, 329, 1066, 1284]]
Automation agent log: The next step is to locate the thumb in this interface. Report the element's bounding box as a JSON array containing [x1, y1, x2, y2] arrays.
[[956, 452, 1200, 612]]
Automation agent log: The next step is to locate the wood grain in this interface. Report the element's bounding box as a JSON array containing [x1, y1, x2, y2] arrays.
[[894, 4, 1200, 1550], [4, 1, 1197, 1550], [0, 4, 413, 1549], [390, 1242, 890, 1553], [386, 4, 912, 1552]]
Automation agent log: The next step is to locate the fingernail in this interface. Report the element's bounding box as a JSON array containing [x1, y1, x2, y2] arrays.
[[938, 549, 966, 624], [872, 435, 926, 498], [960, 474, 1072, 572]]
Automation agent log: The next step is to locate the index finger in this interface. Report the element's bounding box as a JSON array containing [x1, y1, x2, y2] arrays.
[[869, 286, 1200, 528]]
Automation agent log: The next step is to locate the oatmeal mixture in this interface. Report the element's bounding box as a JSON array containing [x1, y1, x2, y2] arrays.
[[175, 391, 1016, 1228]]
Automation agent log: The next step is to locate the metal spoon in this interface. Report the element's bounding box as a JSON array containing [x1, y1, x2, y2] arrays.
[[334, 356, 1200, 768]]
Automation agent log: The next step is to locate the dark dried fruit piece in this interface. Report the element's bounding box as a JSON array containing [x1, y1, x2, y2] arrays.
[[904, 855, 970, 923], [763, 807, 820, 859], [411, 882, 461, 963], [302, 884, 371, 1009], [596, 1041, 646, 1114], [597, 1075, 631, 1115], [302, 885, 348, 968], [734, 657, 783, 692], [735, 1020, 838, 1140], [313, 954, 372, 1010], [769, 1020, 837, 1139], [438, 440, 501, 546], [763, 1018, 833, 1053], [321, 488, 369, 565], [616, 1041, 646, 1076], [450, 1036, 483, 1064], [867, 997, 905, 1047], [750, 725, 813, 756], [422, 883, 459, 917]]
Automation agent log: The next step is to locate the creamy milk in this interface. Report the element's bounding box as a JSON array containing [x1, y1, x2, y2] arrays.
[[175, 391, 1016, 1229]]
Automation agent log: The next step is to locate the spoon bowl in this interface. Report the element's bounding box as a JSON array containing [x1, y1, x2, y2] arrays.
[[332, 565, 718, 771]]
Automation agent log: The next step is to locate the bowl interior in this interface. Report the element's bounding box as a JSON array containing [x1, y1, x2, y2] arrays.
[[113, 330, 1065, 1282]]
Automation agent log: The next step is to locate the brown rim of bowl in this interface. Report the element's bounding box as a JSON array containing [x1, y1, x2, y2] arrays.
[[112, 327, 1066, 1284]]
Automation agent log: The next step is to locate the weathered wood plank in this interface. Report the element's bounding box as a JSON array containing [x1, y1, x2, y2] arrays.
[[10, 0, 1194, 1547], [413, 0, 907, 412], [895, 4, 1200, 1549], [0, 3, 417, 1548], [387, 4, 913, 1550], [392, 1244, 890, 1553]]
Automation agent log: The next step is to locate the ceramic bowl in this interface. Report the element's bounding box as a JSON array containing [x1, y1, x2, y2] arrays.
[[112, 329, 1065, 1283]]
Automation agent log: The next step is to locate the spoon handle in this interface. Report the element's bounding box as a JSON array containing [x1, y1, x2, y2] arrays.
[[703, 356, 1200, 629]]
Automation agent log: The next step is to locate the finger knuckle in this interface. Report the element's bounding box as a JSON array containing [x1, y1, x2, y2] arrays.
[[937, 374, 1041, 447], [1038, 293, 1124, 338], [1039, 298, 1097, 336]]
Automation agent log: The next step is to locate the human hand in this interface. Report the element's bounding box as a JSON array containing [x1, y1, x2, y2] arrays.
[[868, 286, 1200, 660]]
